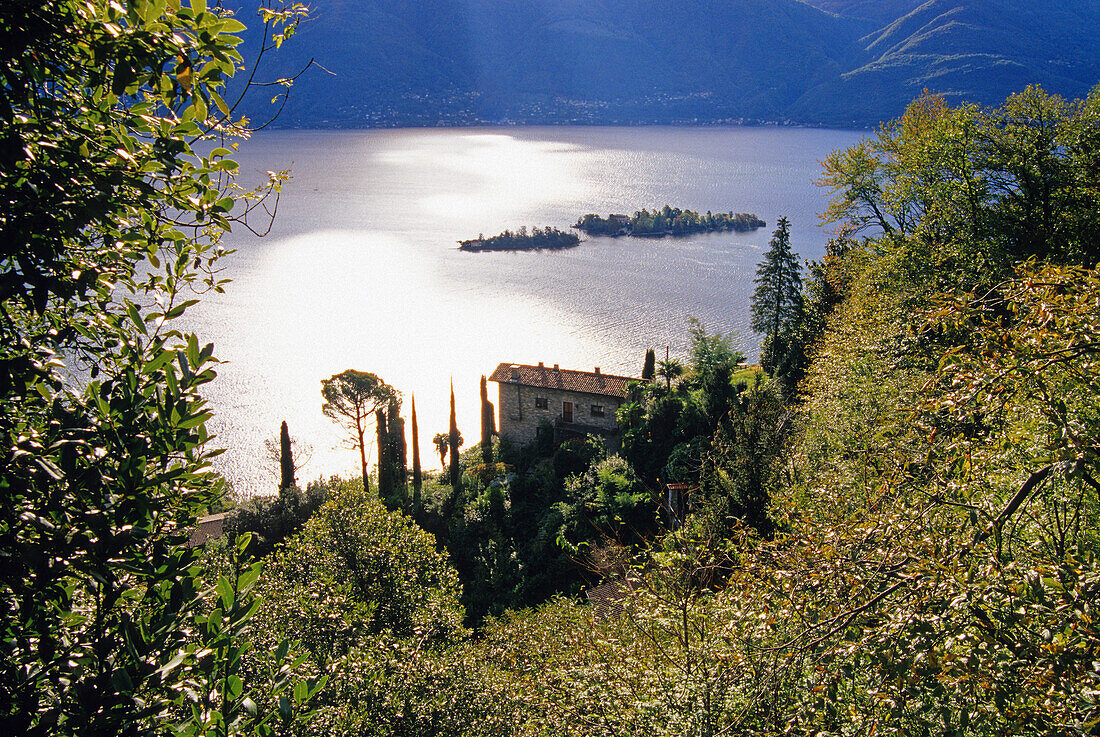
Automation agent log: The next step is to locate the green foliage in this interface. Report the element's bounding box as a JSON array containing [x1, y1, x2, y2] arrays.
[[480, 374, 494, 465], [751, 216, 804, 392], [278, 421, 295, 490], [254, 481, 463, 660], [410, 394, 422, 500], [557, 454, 652, 552], [575, 207, 765, 237], [458, 226, 580, 251], [0, 0, 316, 733], [224, 482, 329, 560], [375, 395, 407, 510], [694, 383, 785, 539], [820, 86, 1100, 289], [641, 348, 656, 381], [465, 85, 1100, 737], [448, 380, 462, 491], [247, 480, 474, 736]]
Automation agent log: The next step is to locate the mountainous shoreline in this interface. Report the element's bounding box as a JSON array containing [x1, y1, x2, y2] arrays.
[[230, 0, 1100, 129]]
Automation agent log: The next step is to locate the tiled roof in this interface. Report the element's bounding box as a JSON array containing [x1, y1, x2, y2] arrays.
[[489, 362, 636, 398], [188, 512, 228, 547]]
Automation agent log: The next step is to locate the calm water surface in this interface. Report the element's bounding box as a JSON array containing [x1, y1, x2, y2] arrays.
[[187, 126, 865, 496]]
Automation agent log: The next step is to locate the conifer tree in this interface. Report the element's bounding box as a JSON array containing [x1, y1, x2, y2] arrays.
[[480, 375, 495, 465], [279, 420, 296, 490], [388, 395, 408, 503], [642, 348, 656, 381], [751, 217, 804, 386], [376, 407, 390, 500], [410, 394, 422, 504], [449, 380, 462, 491]]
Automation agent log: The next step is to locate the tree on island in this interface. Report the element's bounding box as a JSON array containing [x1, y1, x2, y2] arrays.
[[322, 369, 397, 493], [575, 208, 765, 237], [751, 217, 804, 390], [459, 226, 580, 251]]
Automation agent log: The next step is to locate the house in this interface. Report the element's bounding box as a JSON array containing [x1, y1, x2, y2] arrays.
[[488, 362, 636, 447], [187, 511, 229, 547]]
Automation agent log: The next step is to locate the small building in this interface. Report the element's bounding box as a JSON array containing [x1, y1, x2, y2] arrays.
[[489, 362, 636, 447], [188, 511, 229, 547]]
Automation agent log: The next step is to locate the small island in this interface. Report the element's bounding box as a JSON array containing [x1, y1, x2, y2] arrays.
[[458, 226, 581, 252], [574, 206, 765, 237]]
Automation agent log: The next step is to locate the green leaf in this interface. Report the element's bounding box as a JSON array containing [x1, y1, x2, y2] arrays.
[[177, 411, 212, 429], [126, 302, 147, 335], [216, 577, 235, 610]]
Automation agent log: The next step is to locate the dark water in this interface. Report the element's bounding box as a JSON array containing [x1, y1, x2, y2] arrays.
[[185, 126, 865, 496]]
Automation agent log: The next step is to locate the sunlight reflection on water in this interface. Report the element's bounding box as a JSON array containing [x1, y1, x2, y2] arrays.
[[187, 126, 865, 497]]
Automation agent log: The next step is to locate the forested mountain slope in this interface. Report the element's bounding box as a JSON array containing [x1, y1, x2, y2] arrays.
[[230, 0, 1100, 127]]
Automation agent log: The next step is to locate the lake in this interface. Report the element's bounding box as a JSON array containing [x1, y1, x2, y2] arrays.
[[187, 126, 866, 497]]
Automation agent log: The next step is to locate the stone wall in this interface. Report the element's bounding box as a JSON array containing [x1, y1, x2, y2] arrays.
[[497, 381, 622, 447]]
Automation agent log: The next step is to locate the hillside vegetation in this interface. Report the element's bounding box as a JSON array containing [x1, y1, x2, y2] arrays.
[[224, 84, 1100, 736], [5, 1, 1100, 730]]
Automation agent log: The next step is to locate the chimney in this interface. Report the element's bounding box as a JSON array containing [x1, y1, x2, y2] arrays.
[[553, 364, 559, 371], [594, 367, 600, 375], [538, 361, 544, 368]]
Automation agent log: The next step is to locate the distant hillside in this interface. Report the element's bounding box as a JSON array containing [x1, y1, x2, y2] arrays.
[[794, 0, 1100, 125], [228, 0, 1100, 128]]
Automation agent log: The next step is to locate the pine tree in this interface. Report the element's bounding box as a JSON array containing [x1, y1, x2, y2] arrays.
[[321, 369, 396, 493], [751, 217, 804, 384]]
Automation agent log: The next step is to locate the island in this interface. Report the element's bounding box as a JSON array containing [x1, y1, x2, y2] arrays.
[[574, 207, 765, 237], [458, 226, 581, 252]]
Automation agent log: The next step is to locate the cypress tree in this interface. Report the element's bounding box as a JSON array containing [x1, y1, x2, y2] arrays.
[[279, 420, 295, 490], [480, 374, 494, 465], [375, 407, 390, 499], [388, 395, 407, 504], [641, 348, 656, 381], [448, 380, 461, 491], [410, 394, 422, 506]]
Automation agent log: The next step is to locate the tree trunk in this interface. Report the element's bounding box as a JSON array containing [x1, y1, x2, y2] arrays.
[[356, 417, 369, 493]]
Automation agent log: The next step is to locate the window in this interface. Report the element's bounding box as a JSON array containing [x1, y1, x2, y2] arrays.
[[591, 404, 605, 418], [535, 396, 548, 409]]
